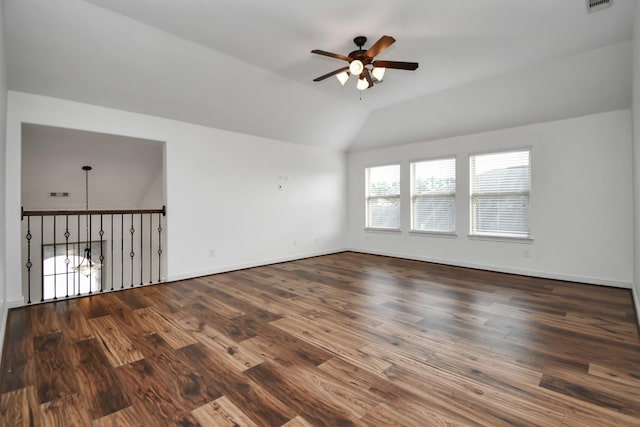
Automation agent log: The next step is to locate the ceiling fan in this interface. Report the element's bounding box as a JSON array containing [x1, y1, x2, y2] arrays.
[[311, 35, 419, 90]]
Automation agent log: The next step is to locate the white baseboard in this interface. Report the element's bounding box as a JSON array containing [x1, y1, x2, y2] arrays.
[[633, 286, 640, 328], [346, 248, 632, 289], [0, 302, 6, 362], [7, 297, 24, 309], [166, 248, 346, 282]]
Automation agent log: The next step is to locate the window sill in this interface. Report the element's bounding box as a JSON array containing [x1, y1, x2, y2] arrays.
[[468, 234, 533, 244], [364, 227, 402, 234], [409, 230, 457, 239]]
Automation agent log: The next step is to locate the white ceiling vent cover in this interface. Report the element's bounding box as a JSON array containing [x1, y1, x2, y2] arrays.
[[587, 0, 613, 13]]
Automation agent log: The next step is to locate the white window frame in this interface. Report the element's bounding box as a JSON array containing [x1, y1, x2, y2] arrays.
[[42, 240, 104, 299], [365, 164, 401, 230], [470, 148, 531, 240], [410, 157, 456, 234]]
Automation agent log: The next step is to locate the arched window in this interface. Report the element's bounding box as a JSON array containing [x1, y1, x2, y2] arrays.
[[42, 241, 103, 299]]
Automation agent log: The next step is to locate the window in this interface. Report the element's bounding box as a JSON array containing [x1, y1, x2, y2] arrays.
[[365, 164, 401, 229], [411, 157, 456, 233], [470, 149, 530, 238], [43, 240, 103, 299]]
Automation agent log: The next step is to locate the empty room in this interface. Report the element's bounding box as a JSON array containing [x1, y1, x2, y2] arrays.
[[0, 0, 639, 426]]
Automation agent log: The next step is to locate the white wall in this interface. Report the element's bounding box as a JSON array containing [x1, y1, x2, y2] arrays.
[[0, 0, 8, 358], [348, 110, 634, 288], [632, 3, 640, 325], [21, 124, 164, 210], [5, 91, 347, 304]]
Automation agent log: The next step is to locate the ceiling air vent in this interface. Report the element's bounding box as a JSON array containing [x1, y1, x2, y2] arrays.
[[587, 0, 612, 13]]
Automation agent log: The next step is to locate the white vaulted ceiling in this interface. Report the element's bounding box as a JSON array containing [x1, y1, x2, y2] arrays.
[[4, 0, 635, 151]]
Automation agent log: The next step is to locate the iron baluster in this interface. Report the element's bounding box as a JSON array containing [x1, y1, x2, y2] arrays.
[[52, 215, 57, 300], [110, 215, 114, 291], [121, 214, 124, 289], [140, 214, 143, 286], [25, 217, 32, 304], [130, 213, 134, 287], [157, 212, 163, 283], [99, 214, 104, 292], [40, 216, 44, 302], [64, 215, 70, 298], [149, 213, 153, 284], [88, 214, 92, 295], [76, 215, 81, 296]]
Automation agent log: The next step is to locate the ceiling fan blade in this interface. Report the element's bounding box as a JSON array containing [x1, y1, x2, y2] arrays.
[[311, 49, 351, 62], [365, 35, 395, 58], [313, 66, 349, 82], [364, 68, 373, 89], [373, 60, 419, 70]]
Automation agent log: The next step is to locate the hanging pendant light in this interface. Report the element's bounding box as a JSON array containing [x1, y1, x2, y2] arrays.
[[74, 165, 101, 277]]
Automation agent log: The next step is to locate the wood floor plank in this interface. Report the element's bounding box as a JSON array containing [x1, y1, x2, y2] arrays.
[[274, 359, 379, 419], [191, 395, 260, 427], [242, 324, 334, 368], [245, 361, 358, 427], [144, 345, 222, 413], [360, 402, 446, 427], [73, 338, 132, 420], [0, 386, 38, 427], [0, 309, 35, 393], [76, 295, 113, 319], [270, 314, 392, 374], [87, 315, 145, 367], [539, 366, 640, 417], [133, 306, 197, 350], [587, 362, 640, 388], [1, 252, 639, 425], [116, 359, 202, 426], [92, 405, 146, 427], [280, 415, 314, 427], [130, 332, 176, 360], [39, 393, 93, 427], [55, 299, 95, 342], [33, 332, 79, 404], [179, 343, 295, 426], [177, 315, 264, 371]]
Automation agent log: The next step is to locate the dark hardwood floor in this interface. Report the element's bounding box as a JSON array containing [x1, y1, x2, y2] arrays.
[[1, 252, 639, 426]]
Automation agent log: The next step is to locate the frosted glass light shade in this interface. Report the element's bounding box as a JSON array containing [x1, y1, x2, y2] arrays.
[[74, 257, 101, 277], [73, 248, 101, 277], [357, 77, 369, 91], [336, 71, 349, 85], [372, 67, 386, 81], [349, 60, 364, 76]]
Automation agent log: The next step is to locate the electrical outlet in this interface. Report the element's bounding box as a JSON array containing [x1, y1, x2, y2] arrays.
[[209, 249, 216, 257], [523, 249, 530, 258]]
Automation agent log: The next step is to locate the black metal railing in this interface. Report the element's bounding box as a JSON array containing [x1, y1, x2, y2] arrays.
[[21, 206, 166, 304]]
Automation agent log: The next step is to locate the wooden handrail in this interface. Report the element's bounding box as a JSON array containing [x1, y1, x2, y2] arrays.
[[21, 205, 166, 219]]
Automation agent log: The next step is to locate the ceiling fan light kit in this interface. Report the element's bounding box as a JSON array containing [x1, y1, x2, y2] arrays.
[[336, 71, 349, 85], [356, 76, 369, 91], [311, 35, 418, 91], [371, 66, 386, 82]]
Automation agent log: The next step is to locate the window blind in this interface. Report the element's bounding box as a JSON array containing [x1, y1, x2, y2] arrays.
[[470, 150, 530, 237], [411, 157, 456, 232], [366, 164, 401, 229]]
